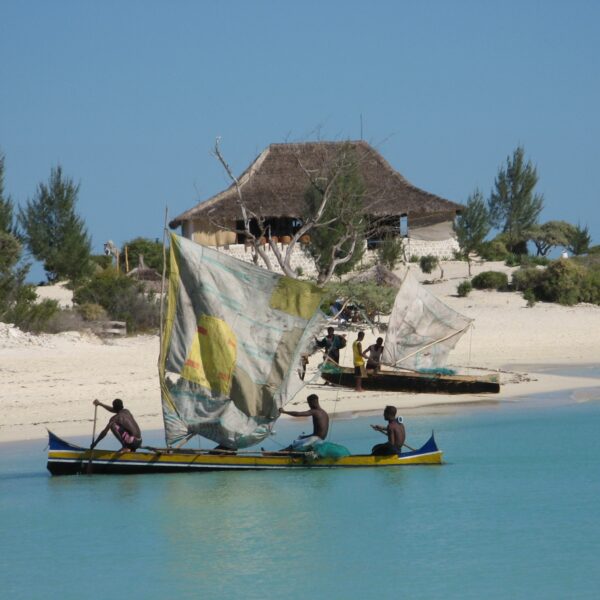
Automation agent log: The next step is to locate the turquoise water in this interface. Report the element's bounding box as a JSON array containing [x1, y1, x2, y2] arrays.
[[1, 395, 600, 599]]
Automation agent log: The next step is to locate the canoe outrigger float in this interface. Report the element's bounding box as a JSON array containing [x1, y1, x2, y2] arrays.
[[46, 430, 442, 475], [321, 366, 500, 394]]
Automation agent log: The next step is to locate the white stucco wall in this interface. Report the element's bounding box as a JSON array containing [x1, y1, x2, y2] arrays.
[[205, 237, 459, 278]]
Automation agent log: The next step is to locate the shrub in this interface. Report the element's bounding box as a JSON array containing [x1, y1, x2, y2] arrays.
[[3, 286, 60, 333], [579, 268, 600, 304], [471, 271, 509, 291], [504, 254, 522, 267], [419, 255, 439, 274], [521, 255, 550, 267], [512, 260, 600, 306], [409, 255, 419, 263], [77, 302, 108, 321], [538, 260, 588, 306], [511, 267, 546, 292], [523, 288, 537, 307], [377, 235, 404, 270], [505, 254, 549, 268], [90, 254, 113, 270], [477, 239, 509, 261], [74, 268, 159, 332], [457, 281, 472, 297]]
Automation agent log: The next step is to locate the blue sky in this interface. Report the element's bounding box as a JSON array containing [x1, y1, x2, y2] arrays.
[[2, 0, 599, 279]]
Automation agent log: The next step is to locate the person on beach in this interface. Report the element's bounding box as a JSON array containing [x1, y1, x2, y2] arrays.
[[353, 331, 366, 392], [279, 393, 329, 451], [90, 399, 142, 452], [370, 406, 406, 456], [315, 327, 346, 365], [363, 337, 384, 373]]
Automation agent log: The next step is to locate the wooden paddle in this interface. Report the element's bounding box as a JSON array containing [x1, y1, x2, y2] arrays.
[[87, 403, 98, 474]]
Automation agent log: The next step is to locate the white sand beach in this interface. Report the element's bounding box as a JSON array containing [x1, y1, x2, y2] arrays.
[[1, 260, 599, 444]]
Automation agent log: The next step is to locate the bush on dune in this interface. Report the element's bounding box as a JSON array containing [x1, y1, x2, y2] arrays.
[[456, 280, 472, 297], [471, 271, 509, 291], [74, 268, 159, 332], [512, 259, 600, 306]]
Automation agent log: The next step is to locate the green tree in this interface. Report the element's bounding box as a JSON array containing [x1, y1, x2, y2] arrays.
[[0, 231, 59, 329], [0, 231, 26, 316], [454, 189, 491, 275], [419, 254, 444, 279], [121, 237, 165, 273], [376, 233, 404, 270], [19, 165, 92, 283], [567, 223, 591, 256], [0, 153, 15, 234], [302, 146, 366, 284], [488, 147, 544, 252], [528, 220, 576, 256]]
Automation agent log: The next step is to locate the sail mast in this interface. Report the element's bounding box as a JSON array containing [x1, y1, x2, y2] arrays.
[[158, 206, 168, 372]]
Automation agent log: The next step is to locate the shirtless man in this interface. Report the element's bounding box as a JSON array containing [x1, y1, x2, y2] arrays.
[[279, 394, 329, 451], [363, 337, 384, 373], [90, 399, 142, 452], [370, 405, 406, 456]]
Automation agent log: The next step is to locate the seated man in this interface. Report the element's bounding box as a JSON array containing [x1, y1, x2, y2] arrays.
[[90, 398, 142, 452], [370, 405, 405, 456], [279, 394, 329, 451]]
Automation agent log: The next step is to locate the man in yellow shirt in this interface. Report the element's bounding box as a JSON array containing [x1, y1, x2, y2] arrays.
[[352, 331, 365, 392]]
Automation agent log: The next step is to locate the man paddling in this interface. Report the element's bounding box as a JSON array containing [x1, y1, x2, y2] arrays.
[[279, 393, 329, 451], [90, 399, 142, 452], [370, 405, 405, 456]]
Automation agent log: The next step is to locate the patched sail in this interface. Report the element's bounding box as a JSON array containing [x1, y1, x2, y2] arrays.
[[159, 234, 325, 448], [381, 269, 472, 370]]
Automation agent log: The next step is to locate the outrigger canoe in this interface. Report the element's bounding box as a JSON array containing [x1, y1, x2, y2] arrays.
[[321, 366, 500, 394], [46, 430, 443, 476]]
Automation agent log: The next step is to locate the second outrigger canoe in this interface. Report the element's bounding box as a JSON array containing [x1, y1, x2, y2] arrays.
[[321, 366, 500, 394], [46, 430, 443, 476]]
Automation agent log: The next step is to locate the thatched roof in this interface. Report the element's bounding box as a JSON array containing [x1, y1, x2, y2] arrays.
[[170, 141, 462, 228]]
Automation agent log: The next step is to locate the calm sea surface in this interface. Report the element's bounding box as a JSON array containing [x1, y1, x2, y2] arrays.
[[1, 379, 600, 599]]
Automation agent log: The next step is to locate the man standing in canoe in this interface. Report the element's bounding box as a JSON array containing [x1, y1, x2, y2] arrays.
[[353, 330, 366, 392], [90, 399, 142, 452], [279, 393, 329, 451], [370, 406, 405, 455]]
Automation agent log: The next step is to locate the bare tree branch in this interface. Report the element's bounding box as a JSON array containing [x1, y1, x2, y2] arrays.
[[213, 138, 273, 270]]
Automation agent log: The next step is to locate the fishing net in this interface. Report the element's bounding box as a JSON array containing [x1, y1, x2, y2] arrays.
[[315, 442, 351, 458]]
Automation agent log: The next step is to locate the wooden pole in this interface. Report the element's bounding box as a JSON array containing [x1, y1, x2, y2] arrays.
[[158, 206, 168, 368]]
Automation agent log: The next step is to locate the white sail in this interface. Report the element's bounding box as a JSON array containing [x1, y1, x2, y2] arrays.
[[381, 269, 472, 370]]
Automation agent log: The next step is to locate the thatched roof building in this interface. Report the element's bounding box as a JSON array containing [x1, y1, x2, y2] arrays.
[[170, 141, 462, 246]]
